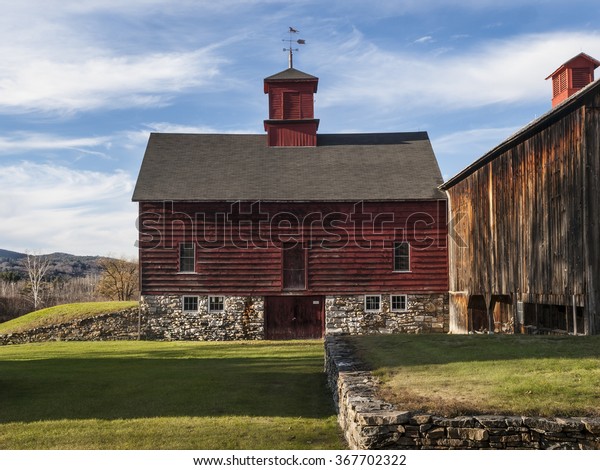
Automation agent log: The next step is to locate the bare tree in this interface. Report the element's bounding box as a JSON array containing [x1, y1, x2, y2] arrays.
[[96, 258, 139, 301], [23, 252, 52, 311]]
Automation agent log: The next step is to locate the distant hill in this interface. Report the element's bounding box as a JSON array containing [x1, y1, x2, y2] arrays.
[[0, 249, 26, 260], [0, 249, 107, 279]]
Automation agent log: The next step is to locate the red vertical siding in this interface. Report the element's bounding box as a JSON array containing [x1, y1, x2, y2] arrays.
[[268, 83, 315, 120]]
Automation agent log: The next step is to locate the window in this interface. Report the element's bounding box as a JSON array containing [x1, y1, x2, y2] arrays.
[[179, 242, 195, 272], [391, 294, 408, 312], [208, 296, 224, 312], [282, 243, 306, 290], [365, 295, 381, 312], [182, 296, 198, 312], [393, 242, 410, 272]]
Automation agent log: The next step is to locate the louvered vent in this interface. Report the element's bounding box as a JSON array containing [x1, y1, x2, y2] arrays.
[[572, 68, 591, 89], [283, 92, 300, 119], [553, 70, 567, 97]]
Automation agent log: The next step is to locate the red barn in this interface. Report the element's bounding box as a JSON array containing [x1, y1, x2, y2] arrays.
[[132, 66, 448, 340]]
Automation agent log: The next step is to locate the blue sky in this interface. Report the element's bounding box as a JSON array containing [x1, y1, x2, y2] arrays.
[[1, 0, 600, 257]]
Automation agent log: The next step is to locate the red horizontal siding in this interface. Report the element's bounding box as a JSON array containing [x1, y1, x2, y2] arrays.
[[138, 201, 448, 295]]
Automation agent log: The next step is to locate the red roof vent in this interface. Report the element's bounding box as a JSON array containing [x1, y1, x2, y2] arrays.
[[546, 53, 600, 108]]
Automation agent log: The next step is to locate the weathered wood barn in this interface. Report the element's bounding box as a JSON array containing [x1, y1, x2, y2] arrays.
[[441, 53, 600, 335], [132, 65, 448, 340]]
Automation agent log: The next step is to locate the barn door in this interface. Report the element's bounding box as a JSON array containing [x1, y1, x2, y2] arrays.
[[265, 296, 324, 340]]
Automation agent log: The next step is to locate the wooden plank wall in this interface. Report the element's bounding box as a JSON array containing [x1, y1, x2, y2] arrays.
[[448, 98, 600, 333], [584, 93, 600, 334], [138, 200, 448, 296]]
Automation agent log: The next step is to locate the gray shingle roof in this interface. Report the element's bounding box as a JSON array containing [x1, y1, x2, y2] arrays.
[[132, 132, 445, 202], [264, 67, 318, 81]]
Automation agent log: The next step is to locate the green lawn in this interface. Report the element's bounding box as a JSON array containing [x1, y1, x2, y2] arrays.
[[0, 341, 343, 449], [0, 301, 138, 335], [350, 334, 600, 418]]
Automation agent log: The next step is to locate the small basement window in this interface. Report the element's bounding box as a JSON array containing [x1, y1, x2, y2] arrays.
[[208, 296, 225, 313], [391, 294, 408, 312], [182, 296, 198, 313], [364, 295, 381, 312]]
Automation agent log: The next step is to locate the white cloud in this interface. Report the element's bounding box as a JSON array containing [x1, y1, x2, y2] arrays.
[[312, 30, 600, 112], [414, 36, 434, 44], [328, 0, 591, 15], [433, 127, 519, 155], [0, 132, 111, 155], [0, 162, 138, 257], [432, 126, 520, 180], [122, 122, 258, 149], [0, 50, 224, 114], [0, 0, 235, 115]]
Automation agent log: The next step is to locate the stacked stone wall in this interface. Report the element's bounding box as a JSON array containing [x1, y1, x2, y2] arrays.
[[1, 292, 449, 344], [325, 336, 600, 450], [0, 307, 142, 345], [141, 295, 264, 340], [326, 293, 448, 335]]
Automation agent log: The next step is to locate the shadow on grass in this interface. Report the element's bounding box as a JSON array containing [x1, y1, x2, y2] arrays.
[[0, 355, 335, 424]]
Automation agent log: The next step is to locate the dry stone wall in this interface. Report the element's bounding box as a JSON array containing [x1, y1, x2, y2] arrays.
[[0, 307, 142, 345], [326, 294, 448, 335], [325, 336, 600, 450]]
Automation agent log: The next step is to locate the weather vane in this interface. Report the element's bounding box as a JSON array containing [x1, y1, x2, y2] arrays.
[[283, 27, 305, 69]]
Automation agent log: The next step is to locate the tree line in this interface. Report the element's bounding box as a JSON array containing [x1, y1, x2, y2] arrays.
[[0, 254, 139, 323]]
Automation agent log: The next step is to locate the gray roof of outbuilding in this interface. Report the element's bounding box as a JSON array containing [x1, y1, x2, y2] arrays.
[[132, 132, 446, 202]]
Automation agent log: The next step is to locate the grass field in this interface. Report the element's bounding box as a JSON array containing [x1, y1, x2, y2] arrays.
[[0, 301, 138, 335], [0, 341, 343, 450], [350, 334, 600, 418]]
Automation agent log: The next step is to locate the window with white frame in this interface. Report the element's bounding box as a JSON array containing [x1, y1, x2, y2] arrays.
[[393, 241, 410, 272], [391, 294, 408, 312], [364, 295, 381, 312], [182, 296, 198, 312], [208, 296, 224, 312]]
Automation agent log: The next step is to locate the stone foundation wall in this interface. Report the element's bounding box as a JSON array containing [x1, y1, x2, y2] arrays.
[[325, 293, 448, 335], [141, 295, 264, 340], [0, 308, 142, 345], [325, 336, 600, 450]]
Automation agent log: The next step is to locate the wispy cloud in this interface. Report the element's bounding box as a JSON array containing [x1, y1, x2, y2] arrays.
[[0, 132, 111, 154], [123, 122, 258, 148], [313, 30, 600, 112], [414, 36, 434, 44], [0, 162, 137, 256], [432, 126, 520, 179], [0, 50, 225, 114]]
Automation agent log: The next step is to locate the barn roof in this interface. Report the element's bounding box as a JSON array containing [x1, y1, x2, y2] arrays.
[[440, 77, 600, 190], [132, 132, 445, 202]]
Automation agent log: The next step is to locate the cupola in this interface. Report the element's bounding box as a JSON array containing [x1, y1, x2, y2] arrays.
[[263, 67, 319, 147], [546, 52, 600, 108]]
